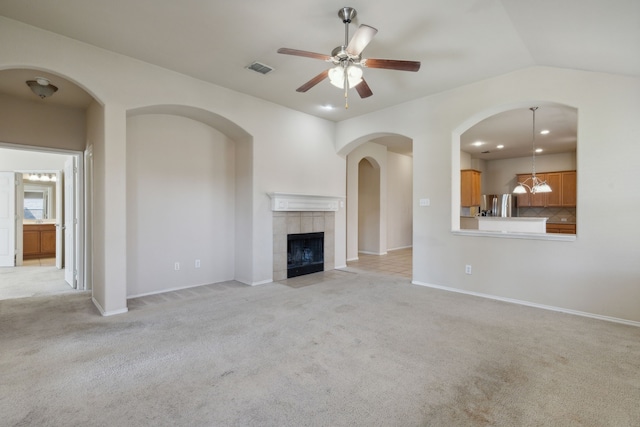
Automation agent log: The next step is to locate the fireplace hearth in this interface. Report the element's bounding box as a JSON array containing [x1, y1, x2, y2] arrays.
[[287, 232, 324, 278]]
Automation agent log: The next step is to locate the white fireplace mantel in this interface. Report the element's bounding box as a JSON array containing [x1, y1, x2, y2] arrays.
[[268, 192, 343, 212]]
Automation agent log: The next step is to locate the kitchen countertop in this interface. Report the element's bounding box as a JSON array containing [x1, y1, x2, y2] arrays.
[[477, 216, 547, 233]]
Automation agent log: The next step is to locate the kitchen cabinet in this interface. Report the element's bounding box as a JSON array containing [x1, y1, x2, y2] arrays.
[[516, 173, 547, 207], [545, 172, 562, 206], [461, 169, 481, 207], [23, 224, 56, 259], [561, 171, 577, 206], [516, 170, 576, 207], [546, 223, 576, 234]]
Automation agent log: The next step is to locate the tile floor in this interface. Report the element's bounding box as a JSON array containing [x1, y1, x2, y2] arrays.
[[346, 248, 412, 278], [22, 257, 56, 267], [276, 247, 412, 288]]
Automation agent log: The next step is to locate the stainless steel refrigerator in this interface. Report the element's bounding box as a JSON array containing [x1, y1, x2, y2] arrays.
[[480, 194, 517, 217]]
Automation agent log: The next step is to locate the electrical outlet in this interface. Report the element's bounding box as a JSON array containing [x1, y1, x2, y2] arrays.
[[195, 259, 201, 268], [174, 262, 180, 271], [465, 265, 472, 275]]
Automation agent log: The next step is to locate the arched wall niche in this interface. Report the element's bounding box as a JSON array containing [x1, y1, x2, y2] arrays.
[[127, 104, 251, 142], [125, 104, 255, 296]]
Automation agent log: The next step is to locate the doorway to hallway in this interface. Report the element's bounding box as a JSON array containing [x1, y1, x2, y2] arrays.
[[0, 258, 73, 300]]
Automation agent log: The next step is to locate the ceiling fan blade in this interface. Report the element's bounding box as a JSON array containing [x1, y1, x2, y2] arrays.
[[296, 69, 329, 93], [355, 78, 373, 98], [277, 48, 332, 61], [362, 58, 421, 72], [346, 24, 378, 56]]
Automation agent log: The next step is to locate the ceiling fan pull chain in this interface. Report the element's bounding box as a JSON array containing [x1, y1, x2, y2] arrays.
[[344, 67, 349, 108]]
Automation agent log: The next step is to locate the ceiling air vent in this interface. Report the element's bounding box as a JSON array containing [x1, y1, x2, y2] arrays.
[[247, 61, 274, 75]]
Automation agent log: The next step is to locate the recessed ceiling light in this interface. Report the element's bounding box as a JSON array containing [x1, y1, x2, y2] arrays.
[[320, 105, 334, 110], [472, 141, 484, 146], [540, 129, 550, 135], [535, 148, 543, 153], [496, 145, 504, 149]]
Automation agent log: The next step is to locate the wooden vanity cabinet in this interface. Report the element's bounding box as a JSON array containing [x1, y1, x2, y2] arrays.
[[461, 169, 481, 207], [23, 224, 56, 259]]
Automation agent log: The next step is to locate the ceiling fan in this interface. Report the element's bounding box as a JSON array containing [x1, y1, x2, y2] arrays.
[[277, 7, 421, 108]]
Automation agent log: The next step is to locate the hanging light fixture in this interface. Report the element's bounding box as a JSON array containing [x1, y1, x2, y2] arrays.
[[513, 107, 552, 194], [26, 77, 58, 99], [328, 63, 363, 89]]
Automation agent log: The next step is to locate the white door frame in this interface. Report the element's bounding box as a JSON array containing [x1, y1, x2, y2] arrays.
[[0, 143, 86, 290], [0, 172, 16, 267]]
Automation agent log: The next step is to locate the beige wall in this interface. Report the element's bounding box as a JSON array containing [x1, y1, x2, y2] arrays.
[[386, 151, 413, 250], [2, 16, 638, 324], [0, 93, 86, 151], [358, 158, 381, 254], [0, 17, 346, 314], [337, 67, 640, 324], [126, 114, 236, 297]]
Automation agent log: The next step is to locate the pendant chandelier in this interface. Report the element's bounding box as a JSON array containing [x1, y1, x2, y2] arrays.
[[513, 107, 552, 194]]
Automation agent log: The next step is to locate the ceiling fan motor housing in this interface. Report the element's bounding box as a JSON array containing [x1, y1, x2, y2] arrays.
[[338, 7, 357, 23]]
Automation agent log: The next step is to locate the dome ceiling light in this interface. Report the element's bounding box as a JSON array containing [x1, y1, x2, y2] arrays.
[[26, 77, 58, 99]]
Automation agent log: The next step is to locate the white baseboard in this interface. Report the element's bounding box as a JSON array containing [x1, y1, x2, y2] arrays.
[[346, 257, 359, 262], [388, 245, 413, 251], [92, 297, 128, 317], [359, 251, 387, 256], [251, 279, 273, 286], [334, 264, 348, 269], [412, 280, 640, 328]]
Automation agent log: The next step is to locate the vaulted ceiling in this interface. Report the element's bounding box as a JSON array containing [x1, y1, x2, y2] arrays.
[[1, 0, 638, 123], [0, 1, 638, 159]]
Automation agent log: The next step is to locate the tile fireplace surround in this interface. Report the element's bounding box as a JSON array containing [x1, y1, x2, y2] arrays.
[[270, 193, 339, 281]]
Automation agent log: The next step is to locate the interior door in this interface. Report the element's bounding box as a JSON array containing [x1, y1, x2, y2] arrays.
[[64, 159, 75, 287], [55, 170, 63, 270], [15, 173, 23, 266], [0, 172, 16, 267]]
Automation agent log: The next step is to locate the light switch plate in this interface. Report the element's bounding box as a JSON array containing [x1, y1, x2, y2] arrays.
[[419, 198, 430, 207]]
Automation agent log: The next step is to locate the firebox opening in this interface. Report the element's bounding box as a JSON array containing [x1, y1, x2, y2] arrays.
[[287, 232, 324, 278]]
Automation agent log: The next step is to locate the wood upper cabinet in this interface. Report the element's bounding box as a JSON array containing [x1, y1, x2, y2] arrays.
[[561, 171, 577, 207], [461, 169, 481, 207], [516, 173, 547, 207], [516, 170, 576, 208], [545, 172, 562, 206]]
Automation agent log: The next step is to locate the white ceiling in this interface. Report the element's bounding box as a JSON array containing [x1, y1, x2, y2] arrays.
[[0, 0, 638, 156]]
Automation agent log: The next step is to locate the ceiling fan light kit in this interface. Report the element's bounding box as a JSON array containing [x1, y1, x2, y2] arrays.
[[277, 6, 421, 109]]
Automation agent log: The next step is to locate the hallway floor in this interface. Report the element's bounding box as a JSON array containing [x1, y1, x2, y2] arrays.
[[0, 258, 72, 300], [346, 247, 412, 278]]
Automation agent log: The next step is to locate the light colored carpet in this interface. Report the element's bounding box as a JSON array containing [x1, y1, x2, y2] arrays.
[[1, 270, 639, 426]]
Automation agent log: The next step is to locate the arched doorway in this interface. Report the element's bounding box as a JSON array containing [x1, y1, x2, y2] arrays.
[[0, 68, 96, 298], [345, 135, 413, 278]]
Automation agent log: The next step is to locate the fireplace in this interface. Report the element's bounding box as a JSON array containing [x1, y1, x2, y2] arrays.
[[270, 193, 342, 282], [287, 232, 324, 278]]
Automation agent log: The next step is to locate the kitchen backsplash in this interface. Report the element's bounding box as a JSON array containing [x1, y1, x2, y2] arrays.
[[518, 207, 576, 223]]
